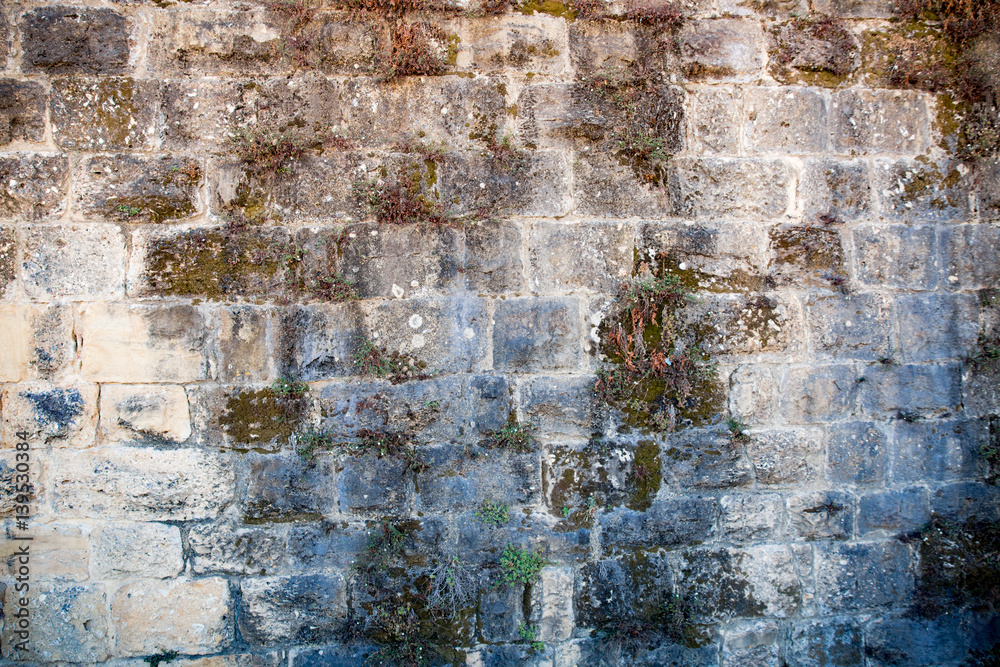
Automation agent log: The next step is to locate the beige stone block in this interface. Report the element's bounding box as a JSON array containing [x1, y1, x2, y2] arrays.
[[76, 303, 207, 383], [0, 450, 42, 520], [99, 384, 191, 444], [93, 522, 183, 579], [112, 577, 231, 656], [22, 223, 127, 300], [538, 566, 574, 642], [0, 522, 90, 581], [1, 381, 98, 448], [52, 447, 234, 520], [0, 304, 30, 381]]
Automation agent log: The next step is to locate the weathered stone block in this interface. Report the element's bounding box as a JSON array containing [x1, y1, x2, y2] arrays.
[[800, 158, 871, 222], [891, 419, 986, 483], [51, 78, 156, 150], [826, 421, 888, 485], [464, 221, 525, 293], [831, 90, 927, 154], [857, 487, 929, 537], [859, 363, 962, 417], [92, 522, 183, 579], [787, 618, 864, 667], [669, 157, 791, 219], [286, 521, 370, 573], [806, 293, 893, 360], [690, 86, 742, 154], [439, 149, 572, 218], [0, 80, 45, 145], [239, 575, 347, 645], [677, 20, 764, 80], [0, 521, 89, 581], [0, 154, 69, 221], [744, 428, 824, 485], [29, 304, 75, 380], [75, 154, 203, 223], [979, 157, 1000, 221], [567, 19, 641, 73], [76, 303, 208, 383], [276, 303, 364, 381], [600, 495, 718, 550], [721, 620, 782, 666], [865, 615, 965, 667], [897, 293, 979, 362], [189, 522, 288, 576], [853, 224, 938, 289], [529, 221, 634, 295], [744, 87, 828, 154], [243, 453, 336, 523], [22, 223, 126, 301], [0, 450, 40, 520], [720, 493, 784, 542], [1, 582, 109, 663], [930, 481, 1000, 523], [769, 224, 845, 290], [112, 577, 232, 656], [52, 447, 234, 520], [813, 0, 895, 17], [875, 157, 971, 222], [159, 80, 255, 152], [0, 12, 8, 65], [777, 364, 860, 423], [0, 224, 13, 297], [728, 365, 776, 423], [217, 306, 273, 383], [786, 491, 855, 541], [767, 18, 858, 86], [814, 541, 914, 612], [1, 382, 97, 448], [941, 224, 1000, 290], [337, 453, 412, 517], [521, 375, 595, 442], [680, 293, 805, 359], [494, 297, 582, 372], [0, 305, 28, 381], [572, 151, 665, 218], [198, 384, 309, 452], [538, 566, 574, 642], [457, 15, 568, 75], [416, 445, 541, 512], [21, 7, 129, 74], [664, 430, 755, 490], [480, 585, 527, 643]]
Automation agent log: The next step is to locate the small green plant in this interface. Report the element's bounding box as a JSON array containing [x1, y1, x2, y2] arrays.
[[231, 126, 309, 178], [482, 132, 527, 173], [394, 136, 449, 162], [480, 417, 537, 453], [116, 203, 142, 217], [352, 337, 431, 384], [144, 652, 179, 667], [474, 498, 510, 527], [518, 622, 546, 652], [302, 273, 359, 302], [725, 416, 750, 443], [354, 174, 456, 227], [296, 429, 336, 462], [495, 543, 548, 588], [352, 428, 427, 473], [365, 599, 433, 667], [561, 506, 571, 518], [356, 521, 407, 587], [271, 377, 309, 397]]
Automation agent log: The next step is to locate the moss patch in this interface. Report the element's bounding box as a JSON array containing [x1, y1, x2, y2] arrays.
[[218, 387, 308, 449]]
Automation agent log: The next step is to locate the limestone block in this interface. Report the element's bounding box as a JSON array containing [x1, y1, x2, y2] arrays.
[[668, 157, 791, 219], [0, 154, 69, 221], [853, 224, 938, 289], [286, 521, 370, 572], [857, 487, 929, 537], [897, 293, 979, 362], [276, 303, 364, 381], [0, 224, 13, 297], [0, 305, 31, 381], [826, 421, 888, 484], [865, 615, 966, 667], [677, 20, 764, 80], [465, 221, 525, 294], [415, 445, 541, 512], [767, 19, 858, 85], [189, 522, 288, 576], [0, 12, 8, 65], [721, 620, 782, 667], [777, 364, 860, 423], [439, 149, 572, 218], [874, 157, 971, 222], [217, 306, 272, 383], [891, 419, 986, 483], [51, 78, 156, 150], [744, 428, 824, 485], [744, 87, 829, 154], [665, 430, 755, 490], [676, 293, 805, 359], [0, 451, 41, 520], [599, 496, 719, 550], [769, 224, 845, 289], [0, 522, 89, 581], [29, 304, 75, 380], [239, 575, 347, 645], [92, 522, 183, 579], [978, 157, 1000, 221], [814, 541, 914, 612], [800, 158, 872, 222], [112, 577, 232, 656], [1, 582, 109, 663], [719, 493, 784, 543], [831, 90, 927, 154], [538, 568, 575, 642], [242, 453, 337, 524], [786, 491, 855, 541], [175, 653, 287, 667], [728, 365, 775, 423], [159, 80, 256, 152], [568, 19, 640, 72], [528, 221, 634, 295], [572, 151, 665, 218], [337, 453, 412, 517], [942, 224, 1000, 290], [52, 447, 234, 520], [22, 223, 127, 300], [75, 154, 203, 223], [859, 363, 962, 417], [813, 0, 895, 17], [21, 7, 130, 74], [930, 481, 1000, 523], [806, 293, 893, 361], [690, 86, 742, 154], [1, 381, 98, 448], [520, 375, 596, 442], [493, 296, 582, 372], [787, 619, 864, 667], [456, 15, 569, 75], [76, 303, 208, 383], [0, 80, 45, 145]]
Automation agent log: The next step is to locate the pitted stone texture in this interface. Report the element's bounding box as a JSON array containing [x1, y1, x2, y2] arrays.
[[92, 522, 183, 579], [664, 430, 755, 490], [538, 566, 574, 642], [76, 304, 208, 383], [240, 575, 347, 645], [831, 90, 927, 154], [416, 446, 541, 512], [575, 552, 674, 630], [287, 521, 377, 573], [854, 224, 938, 289], [243, 453, 337, 524], [777, 364, 861, 423], [0, 80, 45, 145], [678, 293, 805, 359], [456, 15, 569, 75], [99, 384, 191, 445], [857, 487, 929, 537], [744, 429, 824, 486], [814, 0, 896, 17], [719, 493, 784, 543], [30, 304, 75, 380], [728, 365, 776, 423], [493, 297, 582, 372], [159, 80, 257, 152], [600, 496, 719, 551], [0, 224, 13, 297], [277, 303, 364, 381], [806, 293, 893, 361], [669, 158, 791, 219], [567, 19, 642, 73], [826, 421, 888, 485], [22, 224, 126, 301], [1, 381, 97, 448], [0, 154, 70, 221], [337, 453, 412, 517], [528, 221, 634, 295], [0, 451, 40, 520], [891, 419, 986, 483], [874, 157, 971, 222], [440, 150, 572, 218], [21, 7, 130, 74], [1, 582, 109, 663], [690, 86, 742, 154], [897, 293, 979, 362], [0, 522, 89, 581], [465, 221, 525, 294], [189, 522, 288, 576], [767, 18, 859, 85], [722, 620, 782, 666], [814, 541, 914, 612], [521, 375, 595, 442], [859, 363, 962, 418], [769, 224, 845, 289], [52, 447, 234, 520], [942, 224, 1000, 290], [677, 20, 764, 80], [51, 78, 156, 150], [744, 87, 828, 154], [787, 618, 864, 667], [572, 151, 666, 218], [979, 158, 1000, 221], [112, 577, 232, 656], [786, 491, 855, 541], [75, 154, 203, 224], [217, 306, 272, 383], [0, 13, 8, 65], [800, 158, 872, 222], [931, 481, 1000, 522]]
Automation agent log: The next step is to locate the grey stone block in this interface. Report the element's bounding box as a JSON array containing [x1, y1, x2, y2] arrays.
[[240, 575, 347, 645], [787, 618, 864, 667], [21, 7, 130, 74], [777, 365, 861, 424], [493, 297, 582, 372], [858, 363, 962, 418], [0, 80, 45, 145], [786, 491, 855, 541], [528, 221, 635, 295], [242, 453, 337, 524], [800, 158, 872, 223], [891, 419, 987, 483], [806, 293, 894, 361], [831, 90, 927, 154], [857, 487, 929, 537], [814, 541, 914, 612], [415, 445, 541, 512], [853, 224, 938, 289], [744, 428, 824, 486], [942, 224, 1000, 290], [0, 154, 70, 221], [669, 157, 792, 219], [874, 157, 971, 222], [826, 421, 888, 485], [744, 87, 828, 154]]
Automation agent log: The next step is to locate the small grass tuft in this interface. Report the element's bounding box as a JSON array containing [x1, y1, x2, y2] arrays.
[[518, 622, 546, 652], [296, 429, 336, 462], [353, 337, 431, 384], [474, 498, 511, 527], [482, 132, 528, 173], [144, 652, 179, 667], [271, 377, 309, 398], [354, 174, 456, 227], [480, 417, 537, 453], [495, 543, 549, 588], [231, 126, 309, 178], [725, 416, 751, 443]]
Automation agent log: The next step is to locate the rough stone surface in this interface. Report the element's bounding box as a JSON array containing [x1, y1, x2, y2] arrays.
[[51, 78, 156, 150], [22, 224, 127, 300], [21, 8, 130, 75], [1, 582, 109, 663], [239, 575, 347, 645], [0, 80, 45, 145], [0, 154, 70, 221], [92, 522, 184, 579]]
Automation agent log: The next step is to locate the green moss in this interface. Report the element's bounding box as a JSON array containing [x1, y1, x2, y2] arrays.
[[627, 440, 661, 511], [108, 194, 196, 223], [218, 387, 307, 448], [518, 0, 576, 19]]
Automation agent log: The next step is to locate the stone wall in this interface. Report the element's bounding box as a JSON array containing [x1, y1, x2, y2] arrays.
[[0, 0, 998, 664]]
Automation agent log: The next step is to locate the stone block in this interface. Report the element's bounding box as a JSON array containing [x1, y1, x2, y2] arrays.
[[875, 157, 971, 222], [52, 447, 234, 520], [22, 223, 126, 301], [92, 522, 183, 579], [1, 382, 97, 448], [51, 78, 156, 150], [744, 428, 824, 485], [159, 80, 255, 152], [575, 552, 674, 630], [1, 582, 109, 663], [439, 149, 572, 218], [75, 154, 203, 223], [239, 575, 347, 645], [0, 80, 45, 145], [859, 363, 962, 418], [528, 221, 634, 295], [857, 487, 929, 537], [537, 566, 574, 642], [669, 157, 791, 219], [719, 493, 784, 543], [930, 481, 1000, 523], [814, 541, 914, 612], [242, 453, 336, 524], [567, 19, 641, 73], [337, 453, 412, 517], [664, 430, 754, 490], [942, 224, 1000, 290], [677, 20, 764, 80], [891, 419, 986, 483], [728, 365, 776, 423], [189, 522, 288, 576], [806, 293, 893, 360], [678, 293, 805, 359], [897, 293, 979, 362], [599, 495, 718, 550], [293, 646, 371, 667], [217, 306, 272, 383], [0, 449, 40, 520], [778, 364, 862, 424], [456, 15, 569, 75], [416, 445, 541, 513], [29, 304, 75, 380], [521, 375, 595, 442], [721, 620, 782, 667], [493, 297, 582, 372], [76, 303, 208, 383], [572, 150, 666, 218], [767, 19, 859, 86], [813, 0, 895, 17], [800, 158, 871, 223], [112, 577, 232, 656], [276, 303, 365, 381], [769, 224, 845, 290], [744, 87, 828, 154], [826, 421, 888, 485], [865, 615, 965, 667], [786, 491, 855, 541], [831, 90, 927, 154], [0, 224, 13, 297], [0, 154, 69, 221], [853, 224, 938, 289], [21, 7, 130, 74], [286, 521, 370, 573], [479, 585, 527, 643], [979, 157, 1000, 221], [514, 83, 589, 152], [690, 86, 742, 154], [787, 618, 864, 667], [0, 522, 89, 581], [544, 439, 651, 519], [0, 12, 8, 65], [199, 384, 309, 452], [464, 221, 525, 293]]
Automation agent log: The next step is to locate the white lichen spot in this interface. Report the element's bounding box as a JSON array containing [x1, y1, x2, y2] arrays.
[[408, 314, 424, 329], [463, 327, 475, 339], [411, 334, 426, 348], [391, 284, 405, 298]]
